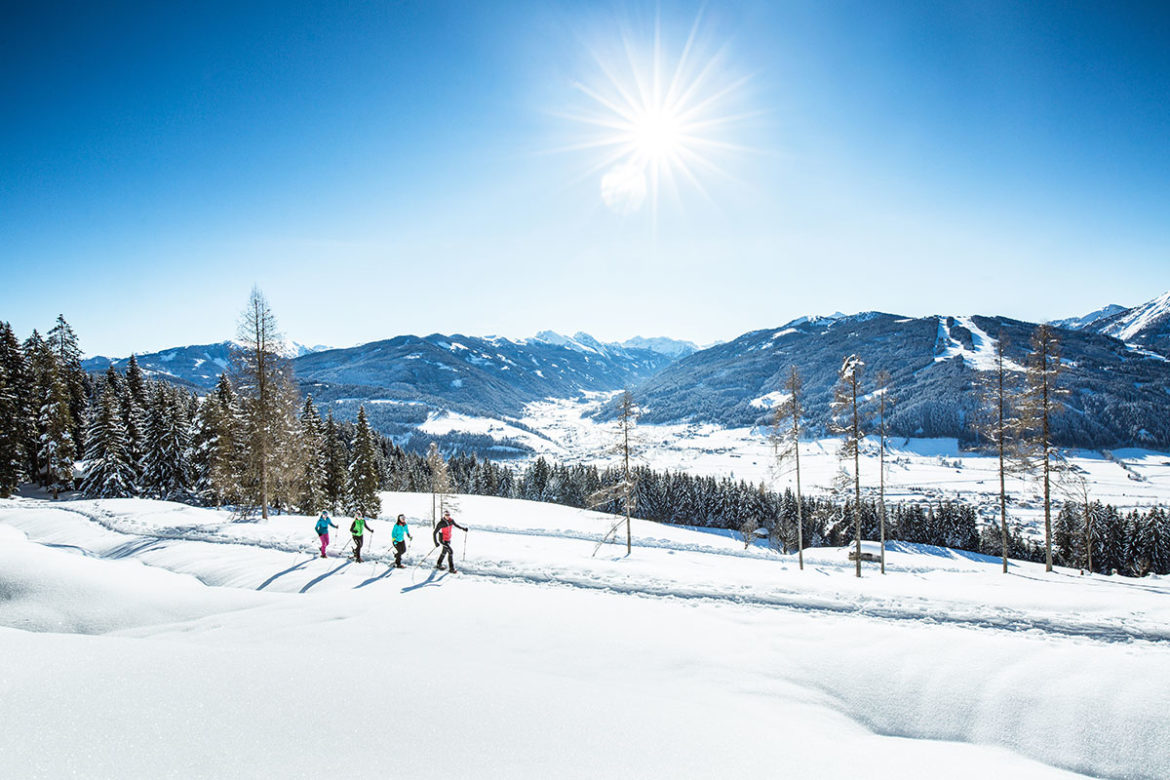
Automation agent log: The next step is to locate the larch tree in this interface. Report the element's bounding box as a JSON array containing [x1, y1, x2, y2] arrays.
[[873, 369, 893, 575], [231, 287, 295, 520], [425, 441, 456, 529], [769, 365, 805, 570], [830, 355, 865, 578], [1018, 324, 1066, 572], [975, 332, 1022, 573], [587, 389, 639, 555]]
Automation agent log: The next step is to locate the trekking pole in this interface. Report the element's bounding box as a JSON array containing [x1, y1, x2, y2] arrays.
[[462, 529, 468, 562], [410, 545, 442, 585]]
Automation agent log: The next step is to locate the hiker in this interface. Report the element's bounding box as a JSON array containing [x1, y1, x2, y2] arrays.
[[391, 514, 413, 568], [350, 515, 374, 563], [315, 511, 338, 558], [433, 509, 467, 573]]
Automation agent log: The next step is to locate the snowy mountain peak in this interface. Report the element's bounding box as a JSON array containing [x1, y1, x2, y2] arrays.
[[621, 336, 699, 358], [1053, 304, 1128, 331], [1100, 290, 1170, 343]]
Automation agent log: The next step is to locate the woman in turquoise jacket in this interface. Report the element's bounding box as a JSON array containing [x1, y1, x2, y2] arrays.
[[391, 514, 412, 568]]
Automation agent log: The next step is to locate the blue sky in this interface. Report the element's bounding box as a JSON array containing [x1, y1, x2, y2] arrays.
[[2, 0, 1168, 356]]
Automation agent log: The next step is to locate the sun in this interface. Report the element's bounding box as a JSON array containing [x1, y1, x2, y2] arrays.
[[555, 13, 753, 220]]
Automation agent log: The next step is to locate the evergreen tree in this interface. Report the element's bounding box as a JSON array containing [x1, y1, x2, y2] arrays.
[[298, 396, 327, 514], [0, 331, 24, 497], [141, 383, 191, 500], [123, 354, 148, 486], [206, 374, 243, 506], [0, 323, 30, 495], [46, 314, 87, 452], [323, 411, 349, 512], [37, 358, 75, 499], [348, 406, 382, 519], [80, 385, 135, 498]]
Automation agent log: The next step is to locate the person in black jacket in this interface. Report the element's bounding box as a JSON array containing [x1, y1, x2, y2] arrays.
[[433, 510, 467, 573]]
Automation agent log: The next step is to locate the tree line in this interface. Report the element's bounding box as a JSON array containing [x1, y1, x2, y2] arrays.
[[3, 301, 1168, 577]]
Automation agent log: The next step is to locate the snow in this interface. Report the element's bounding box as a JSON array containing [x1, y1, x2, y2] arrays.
[[749, 390, 790, 409], [511, 394, 1170, 531], [1104, 290, 1170, 341], [2, 493, 1167, 778], [933, 316, 1025, 372]]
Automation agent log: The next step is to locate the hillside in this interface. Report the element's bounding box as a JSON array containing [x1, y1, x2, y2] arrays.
[[1, 492, 1167, 778], [626, 311, 1170, 449]]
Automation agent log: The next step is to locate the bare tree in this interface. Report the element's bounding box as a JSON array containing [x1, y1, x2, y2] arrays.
[[769, 366, 806, 570], [588, 389, 639, 556], [1018, 324, 1066, 572], [975, 332, 1022, 574], [425, 442, 457, 529], [739, 515, 759, 550], [873, 369, 893, 575], [830, 355, 865, 578], [231, 287, 296, 520]]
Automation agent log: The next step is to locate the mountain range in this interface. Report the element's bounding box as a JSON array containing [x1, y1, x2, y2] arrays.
[[81, 292, 1170, 452]]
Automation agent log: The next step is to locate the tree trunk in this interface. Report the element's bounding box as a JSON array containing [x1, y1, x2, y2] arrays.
[[852, 377, 861, 579]]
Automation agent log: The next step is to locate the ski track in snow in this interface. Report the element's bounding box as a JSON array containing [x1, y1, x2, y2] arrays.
[[16, 499, 1169, 647]]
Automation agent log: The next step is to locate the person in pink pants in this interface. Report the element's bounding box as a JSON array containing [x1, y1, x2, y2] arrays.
[[315, 512, 338, 558]]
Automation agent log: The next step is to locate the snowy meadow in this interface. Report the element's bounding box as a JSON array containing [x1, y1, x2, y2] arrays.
[[2, 492, 1168, 779]]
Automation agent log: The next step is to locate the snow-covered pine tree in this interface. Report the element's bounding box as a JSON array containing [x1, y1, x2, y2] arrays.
[[322, 411, 348, 512], [186, 392, 216, 504], [122, 354, 148, 487], [1018, 324, 1066, 572], [206, 374, 243, 506], [46, 314, 87, 453], [80, 384, 135, 498], [769, 365, 805, 569], [348, 405, 382, 519], [140, 382, 192, 501], [0, 335, 24, 498], [297, 396, 327, 515], [36, 358, 75, 499], [0, 322, 30, 496], [830, 355, 865, 578]]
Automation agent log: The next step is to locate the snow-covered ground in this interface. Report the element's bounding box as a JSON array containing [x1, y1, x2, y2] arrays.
[[446, 393, 1170, 532], [2, 493, 1168, 778]]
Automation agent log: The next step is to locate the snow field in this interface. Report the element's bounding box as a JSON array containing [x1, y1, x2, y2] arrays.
[[2, 494, 1169, 778]]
